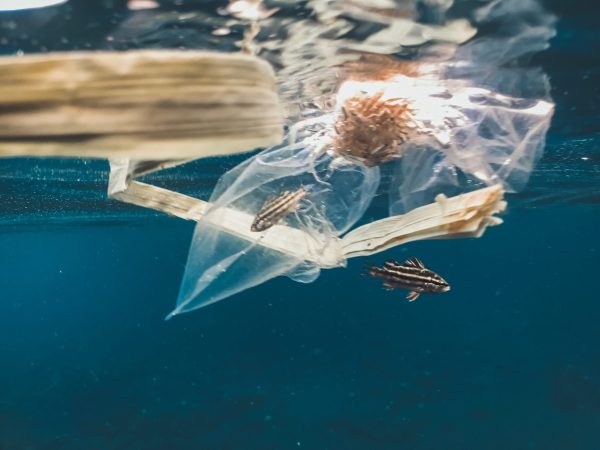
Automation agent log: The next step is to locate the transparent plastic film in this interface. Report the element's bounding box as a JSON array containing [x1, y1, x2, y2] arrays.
[[383, 0, 555, 213], [170, 140, 379, 316], [385, 80, 554, 213], [166, 0, 553, 314]]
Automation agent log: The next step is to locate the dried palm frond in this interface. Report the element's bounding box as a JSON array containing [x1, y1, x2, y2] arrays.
[[0, 50, 283, 160], [332, 92, 414, 167]]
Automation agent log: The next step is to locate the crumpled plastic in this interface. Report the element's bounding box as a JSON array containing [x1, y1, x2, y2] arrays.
[[169, 0, 556, 316], [386, 75, 554, 213], [169, 139, 379, 316]]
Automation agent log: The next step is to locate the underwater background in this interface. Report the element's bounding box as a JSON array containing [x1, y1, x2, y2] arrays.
[[0, 0, 599, 448]]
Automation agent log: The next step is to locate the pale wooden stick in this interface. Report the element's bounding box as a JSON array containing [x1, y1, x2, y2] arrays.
[[340, 185, 506, 259], [115, 184, 505, 267], [109, 180, 207, 222]]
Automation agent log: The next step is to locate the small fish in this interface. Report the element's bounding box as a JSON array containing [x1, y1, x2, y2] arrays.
[[367, 258, 450, 302], [251, 187, 308, 232]]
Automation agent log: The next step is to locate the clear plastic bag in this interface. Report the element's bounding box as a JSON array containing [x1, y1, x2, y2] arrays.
[[386, 0, 556, 213], [171, 58, 554, 316], [169, 139, 379, 317], [387, 80, 554, 213], [168, 0, 556, 315]]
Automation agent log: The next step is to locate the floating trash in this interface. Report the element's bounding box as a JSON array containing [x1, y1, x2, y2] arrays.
[[0, 50, 284, 223], [0, 50, 283, 161], [169, 181, 506, 316], [0, 0, 556, 318], [167, 0, 555, 315]]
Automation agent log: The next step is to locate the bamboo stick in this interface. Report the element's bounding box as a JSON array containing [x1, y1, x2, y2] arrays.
[[340, 185, 506, 259], [115, 183, 506, 267]]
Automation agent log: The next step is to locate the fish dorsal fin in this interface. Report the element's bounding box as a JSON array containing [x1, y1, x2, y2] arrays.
[[384, 259, 400, 267], [404, 258, 425, 269]]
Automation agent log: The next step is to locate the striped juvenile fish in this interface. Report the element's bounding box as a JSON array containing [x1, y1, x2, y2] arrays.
[[367, 258, 450, 301], [251, 187, 308, 232]]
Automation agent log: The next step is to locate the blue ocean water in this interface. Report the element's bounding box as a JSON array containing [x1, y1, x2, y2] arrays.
[[1, 0, 599, 449], [0, 209, 598, 449]]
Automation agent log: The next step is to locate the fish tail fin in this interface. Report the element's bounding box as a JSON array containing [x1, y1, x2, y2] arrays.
[[361, 260, 378, 278]]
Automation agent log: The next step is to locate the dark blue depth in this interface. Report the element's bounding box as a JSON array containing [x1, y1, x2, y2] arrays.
[[0, 209, 599, 449]]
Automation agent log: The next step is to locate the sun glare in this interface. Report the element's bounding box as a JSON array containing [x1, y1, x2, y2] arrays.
[[0, 0, 67, 11]]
